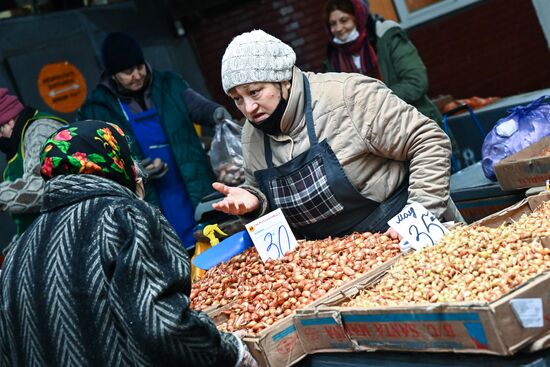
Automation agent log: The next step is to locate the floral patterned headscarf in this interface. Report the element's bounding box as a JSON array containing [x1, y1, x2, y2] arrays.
[[40, 120, 137, 192]]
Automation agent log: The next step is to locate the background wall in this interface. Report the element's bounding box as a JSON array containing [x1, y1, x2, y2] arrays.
[[409, 0, 550, 99], [1, 0, 549, 248], [0, 0, 213, 249], [185, 0, 550, 114]]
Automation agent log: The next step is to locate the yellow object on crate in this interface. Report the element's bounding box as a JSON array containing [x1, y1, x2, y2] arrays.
[[203, 224, 228, 246], [190, 224, 228, 281]]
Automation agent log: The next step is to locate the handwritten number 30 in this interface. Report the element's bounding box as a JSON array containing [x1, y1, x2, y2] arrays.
[[264, 225, 291, 259]]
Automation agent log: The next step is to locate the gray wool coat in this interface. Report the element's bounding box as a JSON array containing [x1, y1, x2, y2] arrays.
[[0, 174, 241, 367]]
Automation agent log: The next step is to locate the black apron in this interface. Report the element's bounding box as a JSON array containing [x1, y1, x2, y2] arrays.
[[254, 77, 408, 239]]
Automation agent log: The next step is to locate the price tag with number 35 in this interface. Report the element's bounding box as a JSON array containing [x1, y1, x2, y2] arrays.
[[245, 208, 299, 263], [387, 202, 448, 251]]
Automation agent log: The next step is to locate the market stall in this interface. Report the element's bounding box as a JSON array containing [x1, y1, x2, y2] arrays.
[[190, 191, 550, 367]]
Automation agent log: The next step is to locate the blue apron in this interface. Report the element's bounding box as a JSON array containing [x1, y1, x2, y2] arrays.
[[254, 77, 408, 240], [119, 100, 196, 248]]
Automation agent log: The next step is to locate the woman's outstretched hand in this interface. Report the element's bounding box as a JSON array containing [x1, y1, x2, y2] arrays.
[[212, 182, 260, 216], [385, 226, 401, 240]]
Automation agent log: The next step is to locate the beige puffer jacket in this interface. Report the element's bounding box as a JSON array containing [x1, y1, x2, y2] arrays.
[[241, 67, 454, 221]]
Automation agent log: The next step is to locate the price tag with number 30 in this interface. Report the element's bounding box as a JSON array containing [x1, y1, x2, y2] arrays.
[[245, 208, 299, 263], [387, 202, 448, 251]]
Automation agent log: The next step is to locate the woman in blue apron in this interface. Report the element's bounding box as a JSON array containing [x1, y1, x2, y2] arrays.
[[119, 101, 197, 247], [78, 32, 236, 249], [212, 30, 461, 240]]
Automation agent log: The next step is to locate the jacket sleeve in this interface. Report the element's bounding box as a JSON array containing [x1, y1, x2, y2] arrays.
[[385, 30, 429, 104], [239, 125, 270, 220], [182, 87, 221, 128], [0, 295, 9, 365], [0, 120, 61, 213], [345, 76, 451, 218], [107, 202, 242, 367]]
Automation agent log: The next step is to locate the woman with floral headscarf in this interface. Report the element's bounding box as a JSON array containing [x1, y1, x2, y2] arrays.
[[0, 120, 257, 367], [324, 0, 442, 124]]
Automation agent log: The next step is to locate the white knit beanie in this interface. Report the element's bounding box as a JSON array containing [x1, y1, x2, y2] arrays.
[[221, 29, 296, 94]]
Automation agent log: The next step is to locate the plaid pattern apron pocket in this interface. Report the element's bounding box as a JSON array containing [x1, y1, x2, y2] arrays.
[[269, 156, 344, 227]]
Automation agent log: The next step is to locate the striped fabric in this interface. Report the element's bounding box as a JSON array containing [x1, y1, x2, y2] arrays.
[[269, 156, 344, 227], [0, 119, 64, 214], [0, 174, 240, 367]]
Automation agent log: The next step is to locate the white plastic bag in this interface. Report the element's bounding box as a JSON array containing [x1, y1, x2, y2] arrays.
[[481, 96, 550, 180], [209, 119, 245, 186]]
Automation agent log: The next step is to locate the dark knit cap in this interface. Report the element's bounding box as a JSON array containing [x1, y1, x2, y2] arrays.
[[101, 32, 145, 75]]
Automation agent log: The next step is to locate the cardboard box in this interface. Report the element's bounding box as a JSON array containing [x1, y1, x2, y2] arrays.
[[296, 272, 550, 356], [454, 193, 525, 224], [450, 161, 525, 224], [472, 191, 550, 227], [494, 136, 550, 191], [294, 193, 550, 356], [212, 256, 400, 367]]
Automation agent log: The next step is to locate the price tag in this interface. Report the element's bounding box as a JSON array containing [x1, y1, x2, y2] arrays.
[[387, 202, 448, 251], [510, 298, 544, 328], [245, 208, 299, 263]]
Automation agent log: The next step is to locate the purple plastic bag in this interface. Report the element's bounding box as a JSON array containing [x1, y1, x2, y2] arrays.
[[481, 96, 550, 181]]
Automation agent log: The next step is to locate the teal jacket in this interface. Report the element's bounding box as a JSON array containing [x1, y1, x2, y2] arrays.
[[375, 20, 442, 124], [77, 69, 215, 209]]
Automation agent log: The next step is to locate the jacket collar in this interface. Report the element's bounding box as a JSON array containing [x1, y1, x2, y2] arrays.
[[42, 174, 137, 212], [280, 67, 306, 139]]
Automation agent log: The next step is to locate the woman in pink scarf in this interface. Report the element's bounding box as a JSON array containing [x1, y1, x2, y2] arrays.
[[323, 0, 444, 125]]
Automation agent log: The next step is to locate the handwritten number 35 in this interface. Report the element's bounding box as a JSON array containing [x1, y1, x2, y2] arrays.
[[409, 212, 445, 246]]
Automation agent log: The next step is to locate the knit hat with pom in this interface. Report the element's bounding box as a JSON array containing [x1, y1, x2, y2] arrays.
[[221, 29, 296, 94]]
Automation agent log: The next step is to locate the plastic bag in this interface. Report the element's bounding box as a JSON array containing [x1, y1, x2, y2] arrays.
[[481, 96, 550, 181], [209, 119, 245, 186]]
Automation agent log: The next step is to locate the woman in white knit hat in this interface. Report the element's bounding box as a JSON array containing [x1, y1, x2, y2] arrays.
[[213, 29, 461, 240]]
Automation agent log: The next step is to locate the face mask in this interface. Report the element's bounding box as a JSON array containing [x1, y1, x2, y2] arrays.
[[333, 27, 360, 44], [251, 86, 288, 136]]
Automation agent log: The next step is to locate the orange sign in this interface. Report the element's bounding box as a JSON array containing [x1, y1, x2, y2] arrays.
[[38, 61, 87, 113]]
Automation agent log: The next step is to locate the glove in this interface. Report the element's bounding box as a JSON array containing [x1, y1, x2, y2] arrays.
[[239, 341, 258, 367], [213, 106, 233, 124], [240, 347, 258, 367], [139, 158, 168, 181], [231, 332, 258, 367]]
